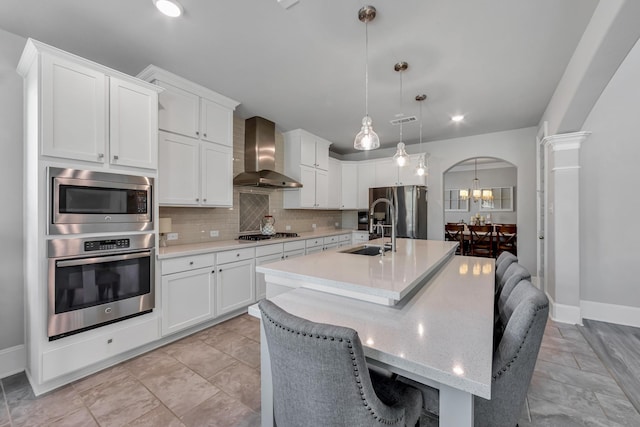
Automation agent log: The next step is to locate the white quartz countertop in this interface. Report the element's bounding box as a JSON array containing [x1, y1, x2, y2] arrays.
[[249, 254, 495, 398], [257, 238, 458, 305], [156, 229, 357, 260]]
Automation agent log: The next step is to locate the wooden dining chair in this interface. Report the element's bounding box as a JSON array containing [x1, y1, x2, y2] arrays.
[[444, 223, 465, 255], [496, 224, 517, 256], [468, 224, 493, 257]]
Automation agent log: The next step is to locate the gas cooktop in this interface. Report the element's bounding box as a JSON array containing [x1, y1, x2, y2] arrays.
[[237, 232, 299, 241]]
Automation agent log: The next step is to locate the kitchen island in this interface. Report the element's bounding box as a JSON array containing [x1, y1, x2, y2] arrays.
[[251, 239, 495, 426], [257, 238, 459, 305]]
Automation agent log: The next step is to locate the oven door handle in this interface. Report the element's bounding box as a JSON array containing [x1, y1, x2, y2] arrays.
[[56, 250, 152, 268]]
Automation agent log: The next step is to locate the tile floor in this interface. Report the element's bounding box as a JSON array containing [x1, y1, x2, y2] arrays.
[[0, 315, 638, 426]]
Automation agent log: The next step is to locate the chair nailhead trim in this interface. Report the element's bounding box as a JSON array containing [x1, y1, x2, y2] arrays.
[[260, 307, 406, 425], [493, 303, 549, 381]]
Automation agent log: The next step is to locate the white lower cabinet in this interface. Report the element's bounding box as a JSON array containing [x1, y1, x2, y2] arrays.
[[42, 315, 159, 382], [162, 266, 215, 336], [255, 244, 284, 301], [216, 248, 256, 316], [160, 254, 215, 336]]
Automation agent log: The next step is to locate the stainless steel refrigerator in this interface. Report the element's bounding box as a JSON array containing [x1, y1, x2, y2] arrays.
[[369, 186, 428, 239]]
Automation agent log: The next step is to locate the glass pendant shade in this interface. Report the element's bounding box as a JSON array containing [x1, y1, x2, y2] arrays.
[[459, 189, 469, 200], [472, 178, 481, 201], [415, 155, 427, 176], [482, 189, 493, 201], [393, 142, 410, 167], [354, 115, 380, 150]]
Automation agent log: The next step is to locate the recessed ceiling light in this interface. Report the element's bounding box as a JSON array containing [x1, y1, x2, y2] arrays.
[[451, 115, 465, 122], [153, 0, 183, 17]]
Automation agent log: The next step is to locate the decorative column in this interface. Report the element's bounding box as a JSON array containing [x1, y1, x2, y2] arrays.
[[543, 132, 589, 324]]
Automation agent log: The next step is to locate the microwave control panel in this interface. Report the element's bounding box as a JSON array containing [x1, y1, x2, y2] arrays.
[[84, 239, 131, 252]]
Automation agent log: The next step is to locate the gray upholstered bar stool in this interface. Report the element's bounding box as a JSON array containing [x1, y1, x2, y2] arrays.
[[259, 299, 423, 427], [402, 280, 548, 427], [495, 251, 518, 286]]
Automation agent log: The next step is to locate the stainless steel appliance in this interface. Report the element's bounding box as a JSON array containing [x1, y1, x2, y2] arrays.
[[47, 233, 154, 340], [48, 167, 153, 235], [369, 186, 427, 239], [357, 211, 369, 230]]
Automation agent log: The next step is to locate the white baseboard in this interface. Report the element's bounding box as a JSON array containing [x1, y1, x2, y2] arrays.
[[545, 292, 582, 325], [0, 344, 25, 379], [581, 300, 640, 328]]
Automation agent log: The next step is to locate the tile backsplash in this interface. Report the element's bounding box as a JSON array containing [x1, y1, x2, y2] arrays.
[[159, 116, 352, 245], [239, 192, 269, 233]]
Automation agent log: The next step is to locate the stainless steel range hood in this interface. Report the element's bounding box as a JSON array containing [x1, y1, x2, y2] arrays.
[[233, 117, 302, 188]]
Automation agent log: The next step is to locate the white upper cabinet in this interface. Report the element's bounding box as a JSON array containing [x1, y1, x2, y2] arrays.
[[139, 65, 238, 148], [138, 65, 239, 207], [156, 80, 200, 139], [374, 155, 426, 187], [109, 77, 158, 169], [200, 98, 233, 146], [341, 162, 358, 210], [328, 157, 342, 209], [158, 131, 233, 207], [357, 162, 376, 209], [283, 129, 332, 209], [19, 41, 161, 169], [40, 54, 106, 163]]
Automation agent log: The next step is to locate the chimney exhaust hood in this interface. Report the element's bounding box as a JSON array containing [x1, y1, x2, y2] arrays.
[[233, 117, 302, 188]]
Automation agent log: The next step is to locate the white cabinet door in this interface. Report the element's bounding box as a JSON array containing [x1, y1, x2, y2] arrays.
[[299, 165, 317, 208], [299, 132, 317, 168], [328, 158, 342, 209], [315, 169, 329, 209], [375, 158, 399, 187], [315, 139, 331, 171], [341, 163, 358, 210], [357, 162, 376, 209], [109, 77, 158, 169], [216, 259, 256, 316], [41, 54, 107, 163], [161, 267, 215, 336], [158, 132, 200, 205], [201, 142, 233, 207], [255, 253, 283, 300], [200, 98, 232, 147], [157, 80, 199, 139]]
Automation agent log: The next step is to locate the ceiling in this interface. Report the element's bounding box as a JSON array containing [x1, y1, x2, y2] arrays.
[[0, 0, 599, 155]]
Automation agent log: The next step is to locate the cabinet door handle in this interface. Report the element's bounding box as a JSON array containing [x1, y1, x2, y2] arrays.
[[113, 155, 119, 160], [196, 198, 199, 202], [219, 268, 222, 272], [203, 198, 207, 202], [189, 261, 194, 265], [236, 253, 240, 257], [98, 153, 104, 159], [203, 133, 207, 138], [196, 131, 200, 136], [211, 270, 215, 274]]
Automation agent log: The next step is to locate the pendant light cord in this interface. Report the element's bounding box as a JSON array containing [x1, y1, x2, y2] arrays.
[[364, 21, 369, 117], [399, 68, 403, 141]]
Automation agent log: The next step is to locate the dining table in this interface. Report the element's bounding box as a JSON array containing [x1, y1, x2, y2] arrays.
[[249, 239, 495, 427]]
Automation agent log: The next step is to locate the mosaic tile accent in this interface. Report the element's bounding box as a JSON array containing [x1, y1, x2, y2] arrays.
[[239, 193, 269, 233]]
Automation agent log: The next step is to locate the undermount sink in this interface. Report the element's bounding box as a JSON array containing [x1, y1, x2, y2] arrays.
[[340, 245, 391, 256]]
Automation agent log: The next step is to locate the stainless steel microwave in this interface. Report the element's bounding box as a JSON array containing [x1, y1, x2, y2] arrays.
[[48, 167, 153, 235]]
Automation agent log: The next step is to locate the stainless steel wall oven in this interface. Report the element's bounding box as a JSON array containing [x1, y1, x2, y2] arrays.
[[48, 167, 153, 235], [47, 233, 155, 340]]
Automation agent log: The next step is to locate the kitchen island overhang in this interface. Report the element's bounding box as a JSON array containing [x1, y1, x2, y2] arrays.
[[256, 238, 459, 305]]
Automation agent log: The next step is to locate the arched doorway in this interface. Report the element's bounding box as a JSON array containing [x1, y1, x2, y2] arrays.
[[443, 157, 518, 255]]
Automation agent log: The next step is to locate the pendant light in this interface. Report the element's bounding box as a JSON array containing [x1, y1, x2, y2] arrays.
[[354, 6, 380, 151], [392, 62, 410, 167], [415, 94, 428, 177], [472, 159, 482, 202]]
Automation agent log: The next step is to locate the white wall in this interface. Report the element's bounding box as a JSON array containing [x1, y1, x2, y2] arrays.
[[580, 36, 640, 310], [0, 29, 26, 352]]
